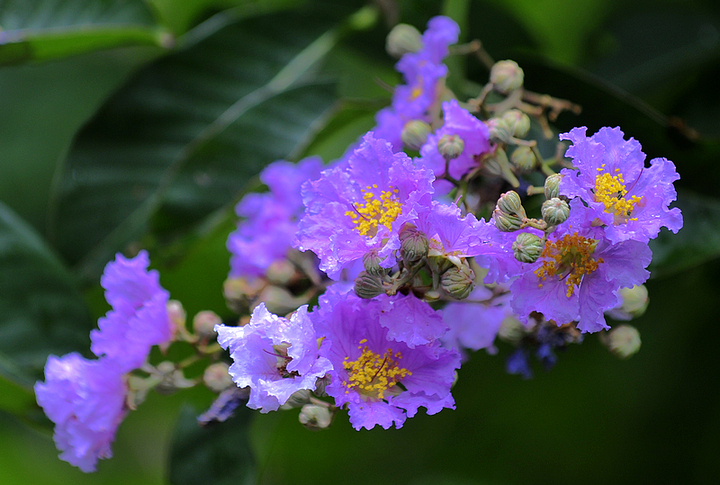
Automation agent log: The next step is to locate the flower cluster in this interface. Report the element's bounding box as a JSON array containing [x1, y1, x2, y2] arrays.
[[35, 251, 172, 471]]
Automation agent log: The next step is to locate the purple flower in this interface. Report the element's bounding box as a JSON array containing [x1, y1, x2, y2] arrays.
[[417, 99, 492, 181], [374, 16, 460, 150], [559, 126, 683, 243], [440, 286, 512, 354], [90, 251, 171, 372], [313, 289, 460, 430], [296, 132, 434, 279], [377, 293, 448, 348], [34, 354, 127, 472], [215, 303, 332, 413], [509, 200, 652, 333], [228, 157, 323, 278]]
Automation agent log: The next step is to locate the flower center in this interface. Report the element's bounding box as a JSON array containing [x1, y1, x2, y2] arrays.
[[534, 233, 604, 297], [345, 185, 402, 237], [593, 166, 642, 221], [268, 343, 298, 378], [342, 340, 411, 400]]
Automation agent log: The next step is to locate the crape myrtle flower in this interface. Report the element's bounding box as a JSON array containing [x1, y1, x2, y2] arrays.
[[417, 99, 492, 184], [508, 199, 652, 333], [34, 354, 127, 472], [313, 288, 460, 430], [559, 126, 683, 244], [215, 303, 332, 413], [90, 250, 171, 372], [228, 156, 323, 278], [296, 132, 434, 280], [374, 16, 460, 150]]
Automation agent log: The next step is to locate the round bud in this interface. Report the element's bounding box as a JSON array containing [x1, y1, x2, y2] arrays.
[[437, 134, 465, 160], [193, 310, 222, 340], [490, 60, 524, 93], [354, 271, 386, 299], [280, 389, 312, 409], [299, 404, 333, 430], [493, 208, 523, 232], [440, 264, 475, 300], [512, 232, 544, 263], [401, 120, 432, 151], [510, 145, 536, 172], [486, 117, 514, 144], [602, 325, 641, 359], [203, 362, 233, 393], [363, 250, 386, 276], [399, 224, 429, 264], [541, 198, 570, 226], [502, 109, 531, 138], [544, 173, 562, 200], [257, 285, 306, 315], [608, 285, 649, 320], [497, 315, 527, 344], [266, 259, 296, 286], [166, 300, 186, 338], [496, 190, 526, 218], [386, 24, 423, 58]]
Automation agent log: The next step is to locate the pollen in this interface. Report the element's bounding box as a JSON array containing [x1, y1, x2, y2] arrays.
[[593, 166, 642, 221], [342, 344, 411, 400], [345, 186, 402, 237], [534, 233, 604, 298]]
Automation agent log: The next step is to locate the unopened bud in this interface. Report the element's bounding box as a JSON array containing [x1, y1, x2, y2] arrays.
[[193, 310, 222, 339], [386, 23, 423, 58], [266, 259, 296, 285], [608, 285, 649, 320], [502, 109, 530, 138], [256, 285, 307, 315], [299, 404, 333, 430], [497, 315, 527, 344], [167, 300, 186, 337], [363, 250, 386, 276], [203, 362, 233, 393], [512, 232, 544, 263], [541, 198, 570, 226], [440, 264, 475, 300], [223, 277, 266, 313], [280, 389, 312, 409], [493, 208, 523, 232], [354, 271, 386, 299], [544, 173, 562, 200], [427, 255, 453, 276], [155, 361, 195, 395], [399, 224, 429, 264], [497, 191, 526, 218], [486, 117, 514, 144], [437, 134, 465, 160], [602, 325, 641, 359], [510, 146, 536, 172], [490, 60, 524, 93], [401, 120, 432, 150]]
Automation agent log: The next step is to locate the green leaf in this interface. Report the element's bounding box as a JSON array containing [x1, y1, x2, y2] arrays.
[[169, 404, 255, 485], [0, 0, 170, 64], [49, 5, 359, 281], [0, 202, 94, 387]]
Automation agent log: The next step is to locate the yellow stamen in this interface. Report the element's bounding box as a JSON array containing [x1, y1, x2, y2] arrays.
[[593, 164, 642, 221], [345, 186, 402, 237], [534, 233, 604, 298], [342, 345, 411, 400]]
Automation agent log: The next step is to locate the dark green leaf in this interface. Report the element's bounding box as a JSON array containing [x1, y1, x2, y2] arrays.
[[169, 404, 255, 485], [0, 202, 94, 386], [49, 5, 358, 281], [0, 0, 169, 64]]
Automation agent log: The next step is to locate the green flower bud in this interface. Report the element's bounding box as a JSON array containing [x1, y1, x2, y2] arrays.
[[602, 325, 641, 359], [266, 259, 296, 285], [512, 232, 544, 263], [399, 224, 429, 264], [486, 117, 514, 144], [490, 59, 524, 93], [193, 310, 222, 340], [401, 120, 432, 151], [257, 285, 307, 315], [497, 190, 526, 218], [354, 271, 386, 299], [609, 285, 649, 320], [363, 250, 387, 276], [437, 134, 465, 160], [427, 255, 454, 276], [541, 197, 570, 226], [386, 23, 423, 58], [502, 109, 531, 138], [510, 146, 536, 172], [203, 362, 233, 393], [544, 173, 562, 200], [280, 389, 312, 409], [440, 264, 475, 300], [223, 277, 266, 313], [299, 404, 333, 430], [493, 208, 523, 232], [497, 315, 527, 344], [166, 300, 186, 340]]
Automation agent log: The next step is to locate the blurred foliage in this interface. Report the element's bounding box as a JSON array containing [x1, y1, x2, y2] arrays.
[[1, 0, 719, 483]]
